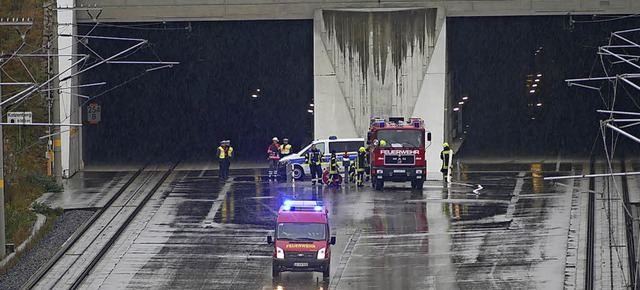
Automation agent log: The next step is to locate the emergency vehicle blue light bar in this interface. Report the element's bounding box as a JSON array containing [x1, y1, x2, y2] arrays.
[[281, 200, 324, 212]]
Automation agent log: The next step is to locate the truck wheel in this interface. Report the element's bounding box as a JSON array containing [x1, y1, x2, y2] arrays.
[[415, 180, 424, 190], [292, 165, 304, 180], [374, 180, 384, 190], [272, 266, 280, 278], [323, 262, 331, 278]]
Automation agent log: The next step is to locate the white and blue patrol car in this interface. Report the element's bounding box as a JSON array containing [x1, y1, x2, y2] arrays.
[[279, 136, 365, 180]]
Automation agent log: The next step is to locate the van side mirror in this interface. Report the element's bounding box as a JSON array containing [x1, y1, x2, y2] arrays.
[[267, 236, 273, 244], [427, 132, 432, 142], [330, 236, 336, 245]]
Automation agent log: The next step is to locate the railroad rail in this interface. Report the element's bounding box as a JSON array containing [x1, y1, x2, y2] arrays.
[[22, 162, 178, 290]]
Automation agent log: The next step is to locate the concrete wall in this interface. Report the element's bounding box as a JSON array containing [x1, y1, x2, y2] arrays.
[[58, 0, 81, 177], [314, 8, 447, 177], [75, 0, 640, 22]]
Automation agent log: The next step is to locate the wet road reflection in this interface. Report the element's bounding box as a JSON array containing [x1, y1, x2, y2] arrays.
[[89, 162, 576, 289]]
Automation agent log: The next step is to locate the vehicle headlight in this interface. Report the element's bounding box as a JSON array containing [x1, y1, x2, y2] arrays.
[[317, 247, 326, 259], [376, 169, 383, 174], [416, 169, 423, 174], [276, 247, 284, 259]]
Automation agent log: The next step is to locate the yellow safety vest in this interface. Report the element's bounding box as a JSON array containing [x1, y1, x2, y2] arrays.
[[218, 146, 226, 159], [281, 144, 292, 155]]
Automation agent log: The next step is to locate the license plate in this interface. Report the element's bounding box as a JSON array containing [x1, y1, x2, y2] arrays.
[[293, 262, 308, 267], [393, 169, 406, 173]]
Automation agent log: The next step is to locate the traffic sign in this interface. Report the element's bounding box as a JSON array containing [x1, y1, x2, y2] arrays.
[[87, 103, 101, 124], [7, 111, 32, 124]]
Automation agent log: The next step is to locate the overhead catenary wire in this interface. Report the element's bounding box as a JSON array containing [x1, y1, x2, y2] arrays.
[[1, 19, 178, 166], [565, 25, 640, 288]]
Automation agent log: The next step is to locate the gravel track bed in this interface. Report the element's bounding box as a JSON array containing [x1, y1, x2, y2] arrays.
[[0, 210, 95, 290]]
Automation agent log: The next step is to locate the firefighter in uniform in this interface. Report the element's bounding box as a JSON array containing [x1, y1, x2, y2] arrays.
[[267, 137, 281, 180], [356, 147, 367, 187], [348, 160, 356, 183], [327, 151, 340, 186], [305, 143, 322, 185], [440, 142, 454, 181]]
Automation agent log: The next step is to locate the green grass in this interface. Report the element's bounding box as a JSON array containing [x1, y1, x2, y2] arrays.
[[0, 204, 61, 276]]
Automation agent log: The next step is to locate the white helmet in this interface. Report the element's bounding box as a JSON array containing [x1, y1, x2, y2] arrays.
[[272, 137, 279, 142]]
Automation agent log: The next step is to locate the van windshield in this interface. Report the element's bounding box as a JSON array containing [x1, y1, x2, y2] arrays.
[[277, 223, 327, 241]]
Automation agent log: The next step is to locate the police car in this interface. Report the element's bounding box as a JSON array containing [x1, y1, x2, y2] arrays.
[[279, 136, 365, 180]]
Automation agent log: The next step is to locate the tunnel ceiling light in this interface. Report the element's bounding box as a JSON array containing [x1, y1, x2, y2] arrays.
[[534, 79, 540, 82], [462, 96, 468, 100], [537, 73, 542, 77], [532, 84, 538, 87], [530, 90, 536, 93], [458, 101, 464, 105], [536, 103, 542, 107], [251, 94, 258, 98], [309, 104, 314, 107], [307, 109, 313, 113], [453, 107, 460, 112], [256, 88, 261, 92]]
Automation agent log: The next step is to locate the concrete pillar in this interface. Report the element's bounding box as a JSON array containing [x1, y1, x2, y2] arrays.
[[57, 0, 76, 178], [314, 7, 446, 179]]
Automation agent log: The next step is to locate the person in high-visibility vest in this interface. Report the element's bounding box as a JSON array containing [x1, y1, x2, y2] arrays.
[[217, 140, 232, 180], [267, 137, 281, 180], [305, 143, 322, 185], [224, 140, 233, 179], [356, 147, 367, 187], [328, 151, 340, 186], [440, 142, 454, 182], [280, 138, 292, 158]]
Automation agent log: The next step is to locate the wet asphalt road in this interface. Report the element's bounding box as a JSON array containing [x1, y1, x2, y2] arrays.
[[79, 161, 577, 289]]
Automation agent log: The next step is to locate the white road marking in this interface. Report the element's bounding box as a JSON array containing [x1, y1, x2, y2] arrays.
[[199, 160, 211, 178], [202, 182, 231, 227], [505, 172, 525, 220]]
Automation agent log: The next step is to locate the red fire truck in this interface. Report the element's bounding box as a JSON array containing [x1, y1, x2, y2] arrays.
[[367, 117, 431, 190]]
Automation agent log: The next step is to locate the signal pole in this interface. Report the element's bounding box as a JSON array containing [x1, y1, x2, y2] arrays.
[[0, 56, 5, 258]]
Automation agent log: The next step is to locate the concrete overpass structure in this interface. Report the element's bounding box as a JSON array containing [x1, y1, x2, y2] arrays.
[[56, 0, 639, 178]]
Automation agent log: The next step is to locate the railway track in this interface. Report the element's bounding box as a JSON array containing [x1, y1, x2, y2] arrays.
[[585, 158, 595, 290], [620, 155, 637, 290], [22, 162, 178, 290]]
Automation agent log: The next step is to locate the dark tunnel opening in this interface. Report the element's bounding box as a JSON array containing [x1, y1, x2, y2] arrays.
[[448, 15, 640, 158], [79, 20, 314, 164]]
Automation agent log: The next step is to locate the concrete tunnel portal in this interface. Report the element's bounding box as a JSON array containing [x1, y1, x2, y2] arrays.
[[78, 15, 640, 170]]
